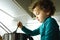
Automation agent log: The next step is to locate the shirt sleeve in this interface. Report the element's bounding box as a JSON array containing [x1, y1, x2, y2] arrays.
[[45, 19, 59, 40], [21, 26, 40, 36]]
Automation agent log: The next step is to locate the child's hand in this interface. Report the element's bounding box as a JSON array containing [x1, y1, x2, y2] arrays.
[[0, 35, 2, 40], [17, 21, 23, 28]]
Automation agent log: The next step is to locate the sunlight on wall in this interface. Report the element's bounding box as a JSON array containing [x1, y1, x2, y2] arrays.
[[0, 10, 14, 36], [0, 10, 13, 23], [26, 19, 42, 30]]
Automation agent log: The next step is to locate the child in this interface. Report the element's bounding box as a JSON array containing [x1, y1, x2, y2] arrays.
[[17, 0, 59, 40]]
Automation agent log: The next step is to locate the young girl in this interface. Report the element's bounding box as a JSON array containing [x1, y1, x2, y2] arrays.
[[17, 0, 59, 40]]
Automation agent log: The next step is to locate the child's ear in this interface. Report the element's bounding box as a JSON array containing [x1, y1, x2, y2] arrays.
[[46, 12, 50, 16]]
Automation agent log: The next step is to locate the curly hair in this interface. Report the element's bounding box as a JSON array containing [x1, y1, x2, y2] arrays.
[[29, 0, 56, 16]]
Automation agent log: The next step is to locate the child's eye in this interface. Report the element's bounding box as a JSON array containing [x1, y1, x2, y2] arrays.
[[36, 13, 39, 15]]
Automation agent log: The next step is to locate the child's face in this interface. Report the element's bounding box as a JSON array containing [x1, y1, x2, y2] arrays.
[[33, 6, 49, 23]]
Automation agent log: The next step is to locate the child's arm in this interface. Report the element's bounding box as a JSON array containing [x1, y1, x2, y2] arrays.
[[21, 26, 40, 36]]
